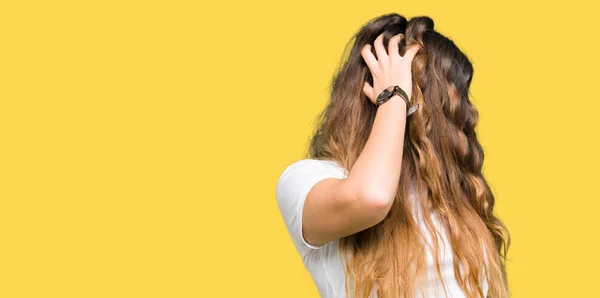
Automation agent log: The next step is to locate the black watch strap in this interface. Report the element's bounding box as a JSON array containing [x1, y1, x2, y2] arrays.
[[375, 85, 419, 116]]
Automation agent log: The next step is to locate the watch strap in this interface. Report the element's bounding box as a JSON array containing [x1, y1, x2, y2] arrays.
[[375, 85, 419, 116]]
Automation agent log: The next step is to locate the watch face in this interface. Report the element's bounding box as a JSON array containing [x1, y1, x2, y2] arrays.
[[376, 88, 393, 105], [378, 89, 391, 99]]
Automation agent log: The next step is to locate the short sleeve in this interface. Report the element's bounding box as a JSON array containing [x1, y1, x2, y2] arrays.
[[275, 159, 347, 256]]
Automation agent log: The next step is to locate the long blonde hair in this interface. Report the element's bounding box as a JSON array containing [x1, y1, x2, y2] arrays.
[[306, 13, 511, 298]]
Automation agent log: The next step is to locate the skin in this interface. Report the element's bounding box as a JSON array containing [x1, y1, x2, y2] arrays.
[[302, 33, 420, 246]]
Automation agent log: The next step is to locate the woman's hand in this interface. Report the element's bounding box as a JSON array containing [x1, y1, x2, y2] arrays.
[[360, 33, 420, 105]]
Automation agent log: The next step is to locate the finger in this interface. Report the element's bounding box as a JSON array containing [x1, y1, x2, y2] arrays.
[[401, 44, 421, 62], [373, 33, 388, 63], [388, 33, 404, 59], [363, 81, 375, 102], [361, 44, 379, 74]]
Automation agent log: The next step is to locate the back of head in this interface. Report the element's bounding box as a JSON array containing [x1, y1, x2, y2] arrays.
[[310, 13, 479, 171]]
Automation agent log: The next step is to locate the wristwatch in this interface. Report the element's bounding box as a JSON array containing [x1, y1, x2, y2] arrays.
[[375, 85, 419, 116]]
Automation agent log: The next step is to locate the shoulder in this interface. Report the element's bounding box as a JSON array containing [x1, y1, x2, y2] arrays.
[[275, 158, 348, 214], [275, 158, 348, 255]]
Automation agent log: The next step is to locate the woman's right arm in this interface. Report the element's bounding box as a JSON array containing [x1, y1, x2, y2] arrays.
[[299, 33, 421, 247]]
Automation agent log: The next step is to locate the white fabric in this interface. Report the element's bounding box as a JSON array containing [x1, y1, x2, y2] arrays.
[[276, 158, 489, 298]]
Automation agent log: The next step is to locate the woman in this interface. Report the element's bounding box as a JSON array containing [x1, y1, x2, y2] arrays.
[[276, 13, 510, 298]]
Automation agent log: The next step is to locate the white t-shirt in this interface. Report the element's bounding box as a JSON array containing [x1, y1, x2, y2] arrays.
[[275, 158, 489, 298]]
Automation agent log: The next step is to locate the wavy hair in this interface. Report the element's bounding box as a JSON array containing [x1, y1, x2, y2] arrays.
[[306, 13, 511, 298]]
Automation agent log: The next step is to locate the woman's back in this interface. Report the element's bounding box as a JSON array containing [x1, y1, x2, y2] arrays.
[[276, 159, 489, 298]]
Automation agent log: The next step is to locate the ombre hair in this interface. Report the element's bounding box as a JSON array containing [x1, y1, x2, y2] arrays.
[[307, 13, 511, 298]]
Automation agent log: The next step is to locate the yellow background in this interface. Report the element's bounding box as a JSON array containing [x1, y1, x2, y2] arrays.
[[1, 0, 598, 297]]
